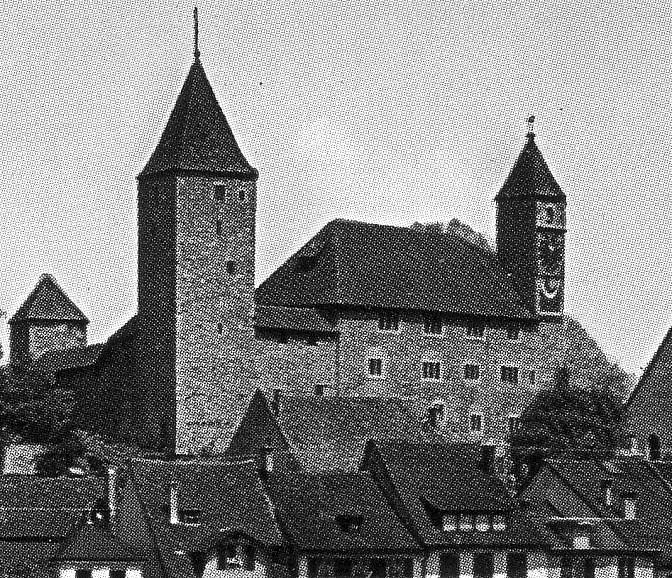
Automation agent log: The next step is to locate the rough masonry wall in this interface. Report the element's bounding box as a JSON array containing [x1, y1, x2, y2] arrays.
[[136, 176, 178, 450], [174, 175, 258, 455], [335, 309, 565, 443]]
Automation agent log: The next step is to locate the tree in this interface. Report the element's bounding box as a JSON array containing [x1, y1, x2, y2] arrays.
[[410, 218, 494, 253]]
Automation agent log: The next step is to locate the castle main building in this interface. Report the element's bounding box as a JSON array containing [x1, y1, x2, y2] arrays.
[[8, 42, 569, 456]]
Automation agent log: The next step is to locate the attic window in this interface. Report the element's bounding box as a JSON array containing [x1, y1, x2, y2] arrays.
[[179, 509, 203, 524], [423, 314, 443, 335], [378, 311, 400, 332], [466, 323, 485, 339], [336, 514, 364, 534]]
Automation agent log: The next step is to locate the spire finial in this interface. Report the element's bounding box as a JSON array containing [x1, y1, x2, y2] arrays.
[[526, 115, 535, 138], [193, 7, 200, 61]]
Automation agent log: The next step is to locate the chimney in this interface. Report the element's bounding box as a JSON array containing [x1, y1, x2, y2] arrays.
[[170, 480, 180, 524], [107, 467, 118, 528], [622, 492, 637, 520], [480, 444, 496, 475], [260, 445, 274, 474], [271, 389, 282, 417], [600, 478, 613, 507]]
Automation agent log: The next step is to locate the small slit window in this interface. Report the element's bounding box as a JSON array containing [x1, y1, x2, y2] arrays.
[[470, 413, 483, 433], [238, 190, 246, 202], [529, 369, 536, 385], [217, 323, 223, 335], [368, 358, 384, 377], [216, 219, 222, 236]]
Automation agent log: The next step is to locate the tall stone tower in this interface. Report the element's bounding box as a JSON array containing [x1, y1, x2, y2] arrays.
[[135, 44, 258, 454], [495, 127, 566, 318], [9, 274, 88, 366]]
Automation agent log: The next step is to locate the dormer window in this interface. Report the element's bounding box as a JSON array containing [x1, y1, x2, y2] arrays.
[[441, 513, 457, 531], [378, 311, 400, 332], [336, 515, 364, 534], [180, 509, 202, 524]]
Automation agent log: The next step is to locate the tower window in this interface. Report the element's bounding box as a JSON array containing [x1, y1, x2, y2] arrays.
[[216, 219, 222, 236], [214, 184, 228, 201], [238, 190, 246, 202], [501, 366, 519, 384], [463, 364, 480, 380], [508, 414, 521, 434], [226, 261, 237, 275], [378, 311, 400, 331], [470, 413, 483, 433], [217, 323, 223, 335], [529, 369, 536, 385]]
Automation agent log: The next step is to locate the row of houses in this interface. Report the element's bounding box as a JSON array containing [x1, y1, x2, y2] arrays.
[[0, 392, 669, 578]]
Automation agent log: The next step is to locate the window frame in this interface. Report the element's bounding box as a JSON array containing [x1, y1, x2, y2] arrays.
[[465, 323, 486, 340], [463, 363, 481, 381], [378, 310, 401, 332], [507, 414, 521, 434], [367, 357, 385, 379], [213, 183, 229, 202], [421, 360, 442, 381], [506, 325, 520, 340], [423, 313, 443, 336], [470, 412, 483, 434], [501, 366, 519, 384]]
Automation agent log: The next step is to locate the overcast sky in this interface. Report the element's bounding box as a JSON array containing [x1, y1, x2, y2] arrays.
[[0, 0, 670, 374]]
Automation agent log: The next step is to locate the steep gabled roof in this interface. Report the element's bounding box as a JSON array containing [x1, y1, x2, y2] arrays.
[[9, 274, 88, 324], [362, 441, 545, 548], [51, 521, 144, 562], [256, 220, 533, 319], [264, 471, 420, 552], [496, 133, 565, 200], [140, 59, 257, 179]]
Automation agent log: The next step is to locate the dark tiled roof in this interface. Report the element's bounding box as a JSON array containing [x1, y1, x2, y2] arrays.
[[496, 134, 565, 200], [0, 476, 105, 511], [256, 220, 532, 319], [540, 459, 672, 558], [270, 393, 445, 471], [363, 441, 543, 548], [34, 344, 104, 376], [140, 59, 257, 179], [129, 459, 285, 549], [52, 521, 144, 562], [9, 274, 88, 324], [254, 305, 336, 333], [265, 471, 420, 552], [625, 325, 672, 409]]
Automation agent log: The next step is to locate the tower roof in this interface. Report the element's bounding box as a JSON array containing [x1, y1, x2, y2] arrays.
[[139, 59, 257, 180], [496, 133, 565, 200], [9, 274, 88, 325]]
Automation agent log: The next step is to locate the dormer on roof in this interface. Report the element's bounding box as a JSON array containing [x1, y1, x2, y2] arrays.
[[9, 274, 88, 366]]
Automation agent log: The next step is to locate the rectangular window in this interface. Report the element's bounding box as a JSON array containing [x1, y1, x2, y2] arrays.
[[464, 364, 480, 380], [529, 370, 536, 385], [308, 558, 322, 578], [214, 184, 228, 201], [423, 314, 443, 335], [218, 545, 241, 569], [244, 545, 256, 571], [470, 413, 483, 433], [402, 559, 414, 578], [439, 554, 460, 578], [368, 358, 384, 377], [508, 415, 521, 434], [442, 513, 458, 531], [507, 325, 520, 340], [560, 558, 573, 578], [333, 559, 353, 578], [583, 559, 595, 578], [501, 366, 519, 384], [422, 361, 441, 381], [473, 553, 494, 578], [370, 560, 387, 578], [180, 509, 202, 524], [618, 558, 635, 578], [378, 311, 400, 331], [75, 571, 93, 578], [506, 554, 527, 578], [110, 572, 126, 578], [190, 552, 207, 578], [466, 323, 486, 339]]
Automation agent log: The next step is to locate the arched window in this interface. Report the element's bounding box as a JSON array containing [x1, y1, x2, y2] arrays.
[[648, 433, 661, 461]]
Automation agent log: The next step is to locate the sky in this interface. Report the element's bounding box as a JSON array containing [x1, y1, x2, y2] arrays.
[[0, 0, 670, 375]]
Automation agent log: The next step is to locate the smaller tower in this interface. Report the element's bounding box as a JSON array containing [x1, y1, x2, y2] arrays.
[[9, 274, 88, 365], [495, 122, 566, 317]]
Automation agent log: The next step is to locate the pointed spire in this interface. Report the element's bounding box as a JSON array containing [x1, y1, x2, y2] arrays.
[[139, 58, 257, 180], [9, 274, 88, 325], [193, 7, 200, 62], [496, 121, 564, 200]]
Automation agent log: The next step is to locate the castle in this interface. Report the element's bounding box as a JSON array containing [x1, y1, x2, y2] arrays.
[[7, 39, 570, 456]]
